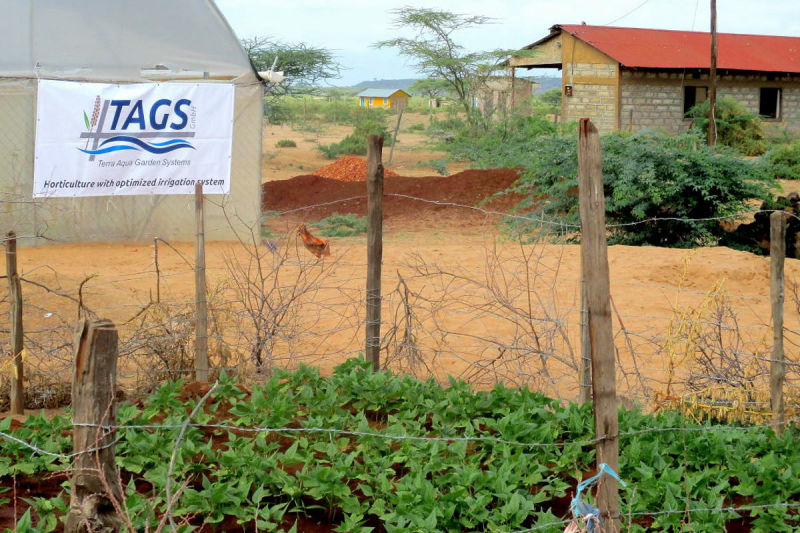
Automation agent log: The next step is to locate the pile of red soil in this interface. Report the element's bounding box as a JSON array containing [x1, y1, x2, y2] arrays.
[[312, 156, 399, 182], [262, 168, 525, 230]]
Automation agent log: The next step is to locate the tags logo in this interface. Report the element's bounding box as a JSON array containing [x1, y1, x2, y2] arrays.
[[78, 95, 196, 161]]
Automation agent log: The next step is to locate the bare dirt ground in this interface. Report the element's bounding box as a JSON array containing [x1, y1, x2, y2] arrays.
[[3, 114, 799, 414], [262, 112, 469, 181]]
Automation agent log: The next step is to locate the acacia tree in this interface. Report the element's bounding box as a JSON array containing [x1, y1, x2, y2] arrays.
[[409, 78, 451, 99], [375, 8, 519, 124], [242, 36, 341, 121]]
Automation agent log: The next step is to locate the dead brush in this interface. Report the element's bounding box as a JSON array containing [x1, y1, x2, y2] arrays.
[[120, 283, 234, 391], [654, 279, 800, 424]]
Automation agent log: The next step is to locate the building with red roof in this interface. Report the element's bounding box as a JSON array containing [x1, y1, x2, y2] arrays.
[[510, 24, 800, 134]]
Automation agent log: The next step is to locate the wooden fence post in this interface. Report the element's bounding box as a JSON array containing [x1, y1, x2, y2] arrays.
[[770, 211, 786, 436], [579, 275, 592, 404], [578, 118, 620, 528], [6, 231, 24, 415], [195, 183, 209, 382], [65, 318, 121, 533], [365, 134, 384, 371]]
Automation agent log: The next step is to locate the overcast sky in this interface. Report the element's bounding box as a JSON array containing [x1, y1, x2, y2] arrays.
[[216, 0, 800, 86]]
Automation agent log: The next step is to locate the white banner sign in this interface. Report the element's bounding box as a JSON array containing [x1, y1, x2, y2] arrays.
[[34, 80, 234, 197]]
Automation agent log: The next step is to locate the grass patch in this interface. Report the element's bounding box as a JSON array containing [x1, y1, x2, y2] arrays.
[[312, 213, 367, 237]]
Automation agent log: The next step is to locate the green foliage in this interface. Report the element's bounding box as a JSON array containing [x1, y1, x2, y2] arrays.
[[312, 213, 367, 237], [275, 139, 297, 148], [407, 122, 426, 132], [319, 120, 393, 159], [764, 140, 800, 180], [3, 361, 800, 531], [687, 96, 768, 156], [408, 78, 451, 99], [431, 112, 563, 168], [242, 36, 342, 123], [375, 8, 520, 124], [503, 130, 775, 247]]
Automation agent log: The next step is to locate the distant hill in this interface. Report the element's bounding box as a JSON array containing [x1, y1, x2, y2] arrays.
[[533, 77, 561, 93], [348, 76, 560, 94], [351, 78, 418, 91]]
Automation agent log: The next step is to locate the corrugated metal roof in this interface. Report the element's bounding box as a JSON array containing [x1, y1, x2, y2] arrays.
[[555, 24, 800, 73], [357, 88, 409, 98]]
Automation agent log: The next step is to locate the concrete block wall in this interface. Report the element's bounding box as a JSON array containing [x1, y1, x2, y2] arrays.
[[620, 78, 684, 133], [563, 63, 617, 133], [621, 70, 800, 135]]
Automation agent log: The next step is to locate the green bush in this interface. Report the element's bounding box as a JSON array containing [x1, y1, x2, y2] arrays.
[[687, 96, 767, 156], [407, 122, 426, 132], [318, 120, 393, 159], [764, 140, 800, 180], [275, 139, 297, 148], [312, 213, 367, 237], [504, 130, 775, 247]]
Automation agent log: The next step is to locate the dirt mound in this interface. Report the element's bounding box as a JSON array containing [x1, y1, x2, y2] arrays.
[[312, 155, 400, 182], [262, 168, 525, 230]]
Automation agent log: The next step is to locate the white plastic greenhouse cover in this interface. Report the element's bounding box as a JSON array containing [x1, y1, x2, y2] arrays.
[[0, 0, 255, 82], [0, 0, 263, 244]]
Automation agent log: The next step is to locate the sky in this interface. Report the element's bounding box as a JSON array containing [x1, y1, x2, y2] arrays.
[[216, 0, 800, 86]]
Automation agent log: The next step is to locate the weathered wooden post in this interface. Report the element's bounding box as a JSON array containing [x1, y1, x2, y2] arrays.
[[6, 231, 24, 415], [770, 211, 786, 435], [579, 275, 592, 404], [365, 134, 384, 371], [578, 118, 620, 527], [66, 318, 121, 533], [195, 183, 209, 382]]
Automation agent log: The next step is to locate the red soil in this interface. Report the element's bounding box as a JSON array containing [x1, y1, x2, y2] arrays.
[[262, 168, 525, 230], [311, 155, 400, 182]]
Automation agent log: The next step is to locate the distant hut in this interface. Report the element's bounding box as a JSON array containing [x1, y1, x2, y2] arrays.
[[475, 76, 537, 116], [357, 89, 410, 109]]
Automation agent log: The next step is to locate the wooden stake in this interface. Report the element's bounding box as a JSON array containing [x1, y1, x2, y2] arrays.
[[6, 231, 24, 415], [579, 275, 592, 404], [578, 118, 620, 527], [65, 318, 121, 533], [365, 135, 385, 371], [388, 106, 405, 165], [770, 211, 786, 435], [195, 183, 209, 382], [153, 237, 161, 304]]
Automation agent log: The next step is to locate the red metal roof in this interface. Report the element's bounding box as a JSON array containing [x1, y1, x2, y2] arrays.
[[555, 24, 800, 73]]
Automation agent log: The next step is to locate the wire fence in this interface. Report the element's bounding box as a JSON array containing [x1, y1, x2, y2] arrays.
[[2, 175, 800, 531]]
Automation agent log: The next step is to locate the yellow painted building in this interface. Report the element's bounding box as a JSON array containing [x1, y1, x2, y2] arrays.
[[509, 24, 800, 134], [357, 88, 410, 109]]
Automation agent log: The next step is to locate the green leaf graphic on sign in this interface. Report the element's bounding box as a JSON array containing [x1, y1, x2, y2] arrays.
[[83, 111, 90, 130]]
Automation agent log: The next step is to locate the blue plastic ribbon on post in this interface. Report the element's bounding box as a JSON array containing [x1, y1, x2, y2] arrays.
[[568, 463, 627, 533]]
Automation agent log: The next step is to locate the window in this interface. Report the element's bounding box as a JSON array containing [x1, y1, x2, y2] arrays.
[[760, 87, 781, 119], [683, 86, 708, 115], [384, 98, 388, 105]]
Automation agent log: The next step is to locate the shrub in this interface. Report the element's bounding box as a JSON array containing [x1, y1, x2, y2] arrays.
[[312, 213, 367, 237], [764, 140, 800, 180], [504, 130, 776, 247], [318, 120, 393, 159], [687, 96, 767, 156], [407, 122, 426, 132], [275, 139, 297, 148]]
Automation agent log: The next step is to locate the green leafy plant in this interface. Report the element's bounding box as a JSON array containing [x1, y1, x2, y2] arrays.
[[4, 358, 800, 532], [687, 96, 768, 156], [318, 120, 393, 159], [275, 139, 297, 148], [764, 140, 800, 180], [502, 130, 775, 247], [312, 213, 367, 237]]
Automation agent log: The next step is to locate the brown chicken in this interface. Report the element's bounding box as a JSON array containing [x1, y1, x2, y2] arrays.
[[297, 224, 330, 258]]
